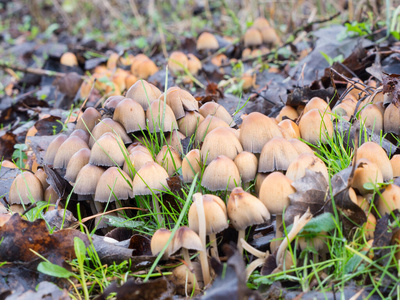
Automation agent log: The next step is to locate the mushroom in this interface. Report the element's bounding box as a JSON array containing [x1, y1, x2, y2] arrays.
[[164, 87, 199, 120], [132, 161, 169, 225], [104, 95, 125, 109], [303, 97, 331, 115], [187, 54, 202, 75], [35, 168, 49, 190], [94, 167, 133, 202], [65, 148, 91, 183], [377, 184, 400, 216], [88, 118, 132, 148], [234, 151, 258, 189], [134, 59, 158, 80], [227, 187, 270, 255], [70, 129, 90, 144], [195, 115, 229, 144], [258, 137, 298, 173], [75, 107, 101, 133], [122, 149, 154, 179], [199, 102, 235, 126], [53, 136, 90, 169], [351, 158, 383, 195], [89, 133, 127, 167], [288, 138, 314, 156], [155, 145, 182, 176], [151, 228, 174, 259], [278, 119, 300, 139], [196, 32, 219, 51], [74, 164, 105, 195], [276, 105, 299, 122], [125, 80, 161, 111], [44, 134, 68, 165], [391, 155, 400, 177], [60, 52, 78, 67], [166, 130, 185, 153], [146, 100, 178, 133], [384, 103, 400, 135], [178, 111, 204, 137], [172, 226, 203, 269], [299, 108, 333, 144], [253, 17, 270, 30], [286, 153, 329, 183], [244, 27, 263, 47], [182, 149, 202, 183], [357, 142, 393, 181], [113, 99, 146, 134], [168, 52, 188, 75], [201, 155, 241, 191], [359, 103, 383, 134], [9, 171, 43, 205]]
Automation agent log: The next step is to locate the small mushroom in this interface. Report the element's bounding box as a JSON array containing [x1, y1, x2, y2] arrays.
[[151, 228, 174, 259], [201, 155, 241, 191], [234, 151, 258, 189], [182, 149, 202, 183], [65, 148, 91, 183], [299, 108, 333, 144], [168, 51, 188, 75], [196, 32, 219, 51], [74, 164, 105, 195], [89, 133, 127, 167], [9, 171, 43, 205], [75, 107, 101, 133], [357, 142, 393, 181], [94, 167, 133, 202], [125, 80, 161, 111], [146, 100, 178, 133], [113, 99, 146, 134], [258, 137, 298, 173], [195, 115, 229, 144], [53, 136, 89, 169], [244, 27, 263, 47], [89, 118, 132, 148], [44, 134, 68, 165], [199, 102, 235, 126], [155, 145, 182, 176], [286, 153, 329, 183], [178, 111, 204, 137]]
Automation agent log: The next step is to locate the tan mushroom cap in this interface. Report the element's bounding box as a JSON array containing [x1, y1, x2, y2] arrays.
[[75, 107, 101, 133], [201, 127, 243, 165], [303, 97, 331, 115], [132, 161, 169, 195], [164, 87, 199, 120], [155, 145, 182, 176], [74, 164, 105, 195], [201, 155, 241, 191], [195, 115, 229, 144], [70, 129, 90, 144], [104, 95, 125, 109], [299, 108, 333, 144], [89, 132, 127, 167], [234, 151, 258, 184], [288, 138, 314, 155], [44, 186, 58, 204], [9, 172, 44, 204], [278, 119, 300, 139], [172, 226, 203, 254], [134, 59, 158, 79], [65, 148, 91, 183], [125, 80, 162, 111], [239, 112, 283, 154], [166, 130, 185, 153], [89, 118, 132, 148], [151, 228, 173, 258], [127, 143, 152, 156], [123, 150, 154, 178], [146, 100, 178, 133], [377, 184, 400, 216], [253, 17, 270, 30], [227, 187, 270, 231], [199, 102, 235, 126], [360, 103, 383, 134], [357, 141, 393, 181], [259, 172, 295, 215], [54, 136, 90, 169], [260, 26, 281, 45], [391, 155, 400, 177], [168, 51, 188, 75], [286, 153, 329, 183], [197, 32, 219, 51], [188, 194, 228, 235], [276, 105, 299, 122], [94, 167, 133, 202], [258, 137, 298, 173], [352, 158, 383, 195], [113, 99, 146, 133], [255, 172, 268, 196], [384, 103, 400, 135], [182, 149, 202, 183], [35, 168, 49, 190], [60, 52, 78, 67], [244, 27, 263, 47], [187, 54, 202, 75], [44, 134, 68, 165]]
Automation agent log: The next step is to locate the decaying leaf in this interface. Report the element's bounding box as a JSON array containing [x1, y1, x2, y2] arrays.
[[129, 234, 152, 256], [2, 281, 71, 300], [382, 72, 400, 104], [44, 165, 77, 203], [34, 116, 63, 136], [285, 169, 328, 227]]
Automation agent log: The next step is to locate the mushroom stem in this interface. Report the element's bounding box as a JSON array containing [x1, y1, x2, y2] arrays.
[[241, 238, 268, 258], [181, 248, 200, 292], [237, 230, 245, 256], [209, 233, 219, 261], [271, 214, 283, 252], [194, 193, 211, 286], [246, 257, 267, 281], [153, 194, 163, 225]]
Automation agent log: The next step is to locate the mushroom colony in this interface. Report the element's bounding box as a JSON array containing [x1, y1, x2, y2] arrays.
[[7, 25, 400, 293]]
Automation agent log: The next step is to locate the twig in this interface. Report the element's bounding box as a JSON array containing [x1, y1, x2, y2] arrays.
[[0, 61, 71, 78]]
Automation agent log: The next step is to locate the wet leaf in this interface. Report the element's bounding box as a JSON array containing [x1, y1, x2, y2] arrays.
[[34, 116, 63, 136], [0, 132, 17, 161], [44, 165, 77, 203], [129, 234, 152, 256], [382, 72, 400, 104], [0, 167, 20, 199]]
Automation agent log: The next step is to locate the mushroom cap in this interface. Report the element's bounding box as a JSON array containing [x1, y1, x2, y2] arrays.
[[104, 95, 125, 109], [288, 138, 314, 156], [227, 187, 270, 230], [127, 143, 152, 156], [75, 107, 101, 133], [253, 17, 270, 30], [195, 115, 229, 144], [89, 132, 127, 167], [201, 127, 243, 164], [303, 97, 331, 115], [35, 168, 49, 190], [201, 155, 241, 191], [299, 108, 334, 144], [70, 129, 90, 144], [239, 112, 282, 154], [244, 27, 263, 47], [155, 145, 182, 176], [377, 184, 400, 216], [113, 99, 146, 133], [234, 151, 258, 183], [172, 226, 203, 254], [166, 130, 185, 153], [187, 54, 202, 75], [199, 102, 235, 126], [259, 172, 295, 215], [65, 148, 91, 183], [188, 194, 228, 235], [276, 105, 299, 122], [123, 150, 154, 178], [9, 172, 44, 204], [89, 118, 132, 148], [384, 103, 400, 135], [60, 52, 78, 67], [74, 164, 105, 195], [134, 59, 158, 79], [260, 26, 280, 45], [44, 186, 58, 204], [360, 103, 383, 134], [132, 161, 169, 195], [151, 228, 173, 258], [164, 87, 199, 120], [44, 134, 68, 165], [352, 158, 383, 195], [168, 51, 188, 74], [258, 137, 298, 173], [54, 136, 90, 169], [146, 100, 178, 133], [182, 149, 202, 183], [286, 153, 329, 183], [178, 111, 204, 137], [255, 173, 268, 197], [278, 119, 300, 139], [197, 32, 219, 51], [391, 155, 400, 177], [357, 141, 393, 181], [94, 167, 133, 202], [125, 80, 162, 111]]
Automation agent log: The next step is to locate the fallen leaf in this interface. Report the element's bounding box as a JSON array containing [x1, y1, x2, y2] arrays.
[[34, 116, 63, 136], [0, 132, 17, 161], [129, 234, 152, 256]]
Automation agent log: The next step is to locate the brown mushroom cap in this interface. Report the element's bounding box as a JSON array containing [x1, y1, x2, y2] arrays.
[[288, 138, 314, 155], [172, 226, 203, 254], [94, 167, 133, 202], [377, 184, 400, 216], [391, 155, 400, 177], [113, 99, 146, 133], [352, 158, 383, 195], [195, 115, 229, 144], [303, 97, 331, 115], [155, 145, 182, 176], [244, 27, 263, 47], [239, 112, 283, 154], [166, 130, 185, 153], [9, 172, 44, 204], [182, 149, 202, 183], [227, 187, 270, 231], [89, 132, 127, 167], [187, 54, 202, 75], [54, 136, 90, 169], [127, 143, 152, 156], [146, 100, 178, 133], [178, 111, 204, 137], [151, 228, 173, 258], [259, 172, 295, 215], [60, 52, 78, 67], [134, 59, 158, 79], [278, 119, 300, 139], [276, 105, 299, 122], [168, 51, 188, 75], [123, 150, 154, 178], [357, 141, 393, 181], [258, 137, 298, 173], [44, 134, 68, 165], [125, 80, 162, 111], [360, 103, 383, 134], [132, 161, 169, 195], [65, 148, 91, 183], [104, 95, 125, 109], [164, 87, 199, 120], [44, 186, 58, 204], [299, 108, 333, 144], [286, 153, 329, 183], [197, 32, 219, 51], [75, 107, 101, 133], [260, 26, 280, 45], [384, 103, 400, 135], [201, 127, 243, 164], [89, 118, 132, 148], [70, 129, 90, 144], [234, 151, 258, 184], [199, 102, 235, 126], [253, 17, 270, 30], [188, 194, 228, 235], [35, 168, 49, 190], [201, 155, 241, 191], [74, 164, 105, 195]]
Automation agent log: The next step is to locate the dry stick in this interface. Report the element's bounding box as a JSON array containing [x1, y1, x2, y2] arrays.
[[0, 61, 69, 78]]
